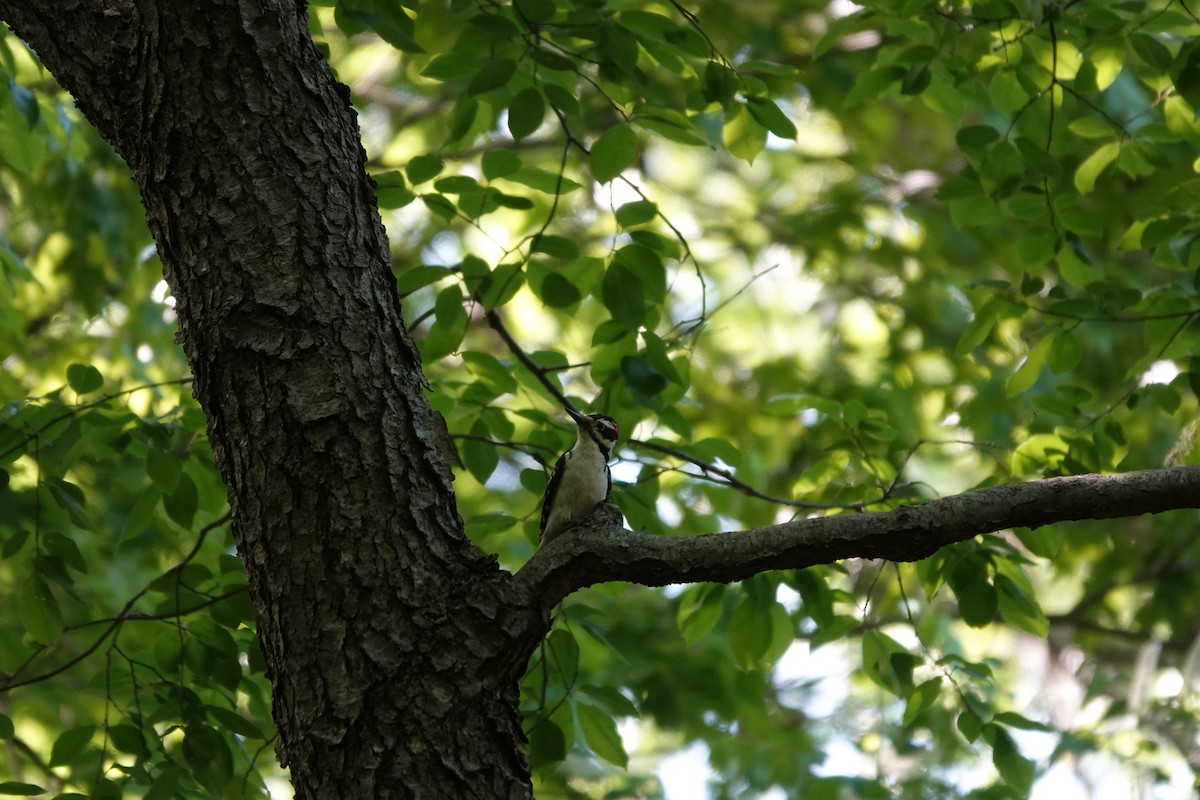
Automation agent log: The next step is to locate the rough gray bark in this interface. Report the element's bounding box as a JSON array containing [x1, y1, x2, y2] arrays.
[[6, 3, 1200, 799], [0, 2, 546, 798]]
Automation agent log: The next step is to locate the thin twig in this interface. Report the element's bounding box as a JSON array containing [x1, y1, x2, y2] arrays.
[[1, 512, 231, 691]]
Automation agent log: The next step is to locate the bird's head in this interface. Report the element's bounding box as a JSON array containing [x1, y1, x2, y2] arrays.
[[566, 407, 620, 452]]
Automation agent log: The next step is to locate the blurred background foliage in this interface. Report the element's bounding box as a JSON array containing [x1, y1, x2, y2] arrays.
[[2, 0, 1200, 797]]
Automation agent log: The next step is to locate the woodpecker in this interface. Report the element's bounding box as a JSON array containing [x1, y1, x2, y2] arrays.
[[539, 408, 620, 547]]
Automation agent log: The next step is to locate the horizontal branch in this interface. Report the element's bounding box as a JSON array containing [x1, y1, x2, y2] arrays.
[[514, 466, 1200, 611]]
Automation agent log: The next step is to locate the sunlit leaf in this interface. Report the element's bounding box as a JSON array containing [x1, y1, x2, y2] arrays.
[[745, 97, 796, 139], [576, 703, 628, 767], [1006, 336, 1052, 397], [990, 727, 1035, 794]]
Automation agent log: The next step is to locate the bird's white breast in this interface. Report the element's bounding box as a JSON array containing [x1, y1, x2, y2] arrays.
[[543, 444, 609, 537]]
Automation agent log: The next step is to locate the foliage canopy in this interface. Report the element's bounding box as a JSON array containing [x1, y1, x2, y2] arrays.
[[2, 0, 1200, 797]]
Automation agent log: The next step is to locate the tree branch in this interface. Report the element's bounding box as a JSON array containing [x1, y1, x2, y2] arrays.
[[514, 466, 1200, 611]]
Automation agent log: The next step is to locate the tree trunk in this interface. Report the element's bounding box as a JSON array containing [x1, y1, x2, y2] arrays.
[[0, 2, 546, 797], [12, 3, 1200, 798]]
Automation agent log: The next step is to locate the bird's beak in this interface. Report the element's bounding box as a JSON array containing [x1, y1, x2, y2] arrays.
[[565, 407, 588, 425]]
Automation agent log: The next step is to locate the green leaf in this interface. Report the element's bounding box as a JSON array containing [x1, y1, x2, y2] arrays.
[[374, 170, 415, 209], [903, 678, 943, 727], [956, 124, 1000, 148], [183, 724, 233, 795], [423, 285, 469, 358], [502, 167, 582, 195], [0, 784, 45, 797], [205, 705, 266, 739], [1, 529, 30, 559], [396, 265, 452, 295], [723, 102, 766, 163], [452, 86, 484, 138], [531, 235, 579, 260], [163, 472, 198, 529], [545, 629, 580, 683], [578, 685, 639, 718], [527, 715, 567, 768], [991, 727, 1035, 794], [1018, 225, 1058, 266], [845, 65, 904, 106], [420, 54, 479, 81], [813, 12, 872, 59], [763, 393, 841, 417], [1174, 43, 1200, 109], [745, 97, 797, 139], [862, 630, 914, 693], [995, 573, 1049, 637], [46, 478, 89, 529], [1048, 332, 1082, 375], [146, 445, 182, 492], [507, 88, 545, 140], [614, 200, 657, 227], [843, 398, 867, 428], [1006, 336, 1051, 397], [728, 595, 772, 668], [66, 363, 103, 394], [948, 559, 998, 627], [993, 710, 1054, 732], [0, 714, 12, 741], [539, 272, 581, 308], [949, 194, 997, 229], [614, 244, 665, 301], [677, 584, 725, 644], [419, 194, 455, 221], [49, 725, 95, 767], [18, 574, 63, 645], [641, 331, 681, 387], [955, 296, 1007, 357], [530, 48, 576, 72], [766, 600, 793, 663], [633, 108, 707, 146], [703, 61, 738, 107], [481, 149, 521, 180], [957, 711, 983, 743], [474, 263, 522, 311], [1131, 33, 1172, 71], [988, 70, 1028, 116], [108, 724, 148, 756], [514, 0, 555, 23], [406, 155, 444, 184], [1067, 117, 1117, 139], [576, 703, 628, 767], [470, 11, 519, 38], [1057, 244, 1101, 288], [144, 765, 186, 800], [462, 351, 518, 394], [1074, 141, 1120, 195], [590, 123, 638, 183], [492, 191, 533, 210], [601, 263, 646, 329], [462, 420, 499, 484], [335, 1, 423, 52], [434, 175, 480, 195], [466, 58, 517, 96], [621, 355, 668, 401]]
